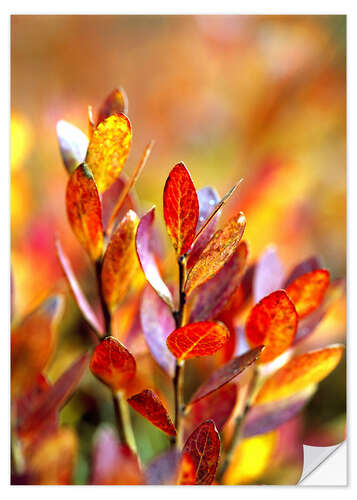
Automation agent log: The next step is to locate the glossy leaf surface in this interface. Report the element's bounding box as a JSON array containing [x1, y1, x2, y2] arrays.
[[163, 162, 199, 256], [255, 345, 345, 404], [90, 336, 136, 391], [185, 212, 246, 296], [188, 241, 248, 322], [136, 207, 174, 309], [101, 210, 140, 313], [189, 346, 263, 404], [140, 286, 176, 376], [86, 114, 132, 193], [167, 321, 230, 361], [128, 389, 176, 436], [56, 120, 88, 174], [245, 290, 298, 363], [286, 269, 330, 318], [55, 238, 104, 335], [66, 163, 104, 261], [178, 420, 220, 485]]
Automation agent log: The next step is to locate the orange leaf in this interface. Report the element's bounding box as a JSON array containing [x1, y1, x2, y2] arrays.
[[127, 389, 176, 436], [245, 290, 298, 363], [163, 162, 199, 256], [178, 420, 220, 485], [90, 336, 136, 391], [11, 295, 64, 397], [26, 428, 77, 485], [136, 207, 174, 309], [286, 269, 330, 318], [86, 114, 132, 193], [255, 345, 345, 404], [96, 88, 128, 126], [65, 163, 104, 261], [101, 210, 140, 314], [189, 346, 264, 404], [185, 212, 246, 296], [167, 321, 230, 361]]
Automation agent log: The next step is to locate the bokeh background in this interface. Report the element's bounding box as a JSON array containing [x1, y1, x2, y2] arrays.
[[11, 15, 346, 484]]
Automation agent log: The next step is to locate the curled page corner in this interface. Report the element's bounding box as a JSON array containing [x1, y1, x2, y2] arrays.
[[299, 441, 347, 485]]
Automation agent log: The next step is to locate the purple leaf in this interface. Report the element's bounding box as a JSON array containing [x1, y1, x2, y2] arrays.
[[284, 256, 322, 288], [146, 449, 180, 485], [140, 286, 176, 377], [101, 175, 137, 232], [253, 245, 284, 303]]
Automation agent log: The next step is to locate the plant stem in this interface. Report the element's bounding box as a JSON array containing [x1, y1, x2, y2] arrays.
[[95, 259, 111, 337], [112, 391, 137, 454], [172, 255, 187, 449]]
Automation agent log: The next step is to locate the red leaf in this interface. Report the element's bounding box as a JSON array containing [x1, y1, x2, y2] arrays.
[[284, 256, 322, 288], [127, 389, 176, 436], [185, 212, 246, 296], [188, 241, 248, 322], [90, 336, 136, 391], [140, 286, 176, 377], [136, 207, 174, 309], [96, 88, 128, 126], [91, 426, 144, 485], [245, 290, 298, 363], [55, 238, 104, 336], [65, 163, 104, 261], [178, 420, 220, 485], [184, 383, 237, 440], [285, 269, 330, 318], [101, 210, 140, 314], [253, 245, 284, 303], [187, 187, 220, 269], [189, 346, 264, 404], [163, 162, 199, 256], [18, 353, 89, 440], [56, 120, 88, 174], [167, 321, 230, 361]]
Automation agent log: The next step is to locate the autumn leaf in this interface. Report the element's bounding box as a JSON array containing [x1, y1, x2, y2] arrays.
[[167, 321, 230, 361], [127, 389, 176, 436], [284, 256, 322, 288], [285, 269, 330, 318], [243, 386, 315, 438], [56, 120, 88, 174], [86, 114, 132, 193], [245, 290, 298, 363], [178, 420, 220, 485], [136, 207, 174, 310], [253, 245, 284, 303], [188, 241, 248, 322], [185, 212, 246, 296], [140, 286, 176, 377], [255, 344, 345, 404], [90, 336, 136, 391], [184, 383, 237, 441], [163, 162, 199, 256], [101, 175, 137, 232], [189, 346, 263, 404], [26, 428, 77, 485], [91, 426, 143, 485], [96, 88, 128, 126], [55, 238, 104, 336], [101, 210, 140, 314], [11, 295, 64, 397], [187, 186, 220, 269], [66, 163, 104, 261], [146, 449, 180, 485]]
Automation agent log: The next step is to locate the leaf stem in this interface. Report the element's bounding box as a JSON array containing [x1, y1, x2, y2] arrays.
[[95, 259, 111, 337], [172, 255, 187, 449], [112, 391, 137, 454]]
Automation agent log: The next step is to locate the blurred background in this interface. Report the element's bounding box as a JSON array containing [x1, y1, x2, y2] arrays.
[[11, 15, 346, 484]]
